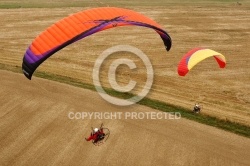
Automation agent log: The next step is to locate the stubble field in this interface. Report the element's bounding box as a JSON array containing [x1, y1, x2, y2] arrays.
[[0, 1, 249, 125], [1, 1, 250, 165]]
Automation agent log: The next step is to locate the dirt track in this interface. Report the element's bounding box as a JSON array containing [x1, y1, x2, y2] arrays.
[[0, 70, 250, 166]]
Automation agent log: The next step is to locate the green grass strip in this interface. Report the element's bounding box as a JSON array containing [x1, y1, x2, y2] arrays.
[[1, 63, 249, 138]]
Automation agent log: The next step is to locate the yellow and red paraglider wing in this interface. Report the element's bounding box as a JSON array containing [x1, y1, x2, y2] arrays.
[[22, 7, 172, 80], [177, 48, 226, 76]]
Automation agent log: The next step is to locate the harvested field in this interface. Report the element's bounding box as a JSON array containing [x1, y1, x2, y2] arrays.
[[0, 3, 249, 125], [0, 70, 250, 166], [0, 1, 250, 165]]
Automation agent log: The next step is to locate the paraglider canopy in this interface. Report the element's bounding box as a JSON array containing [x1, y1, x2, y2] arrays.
[[177, 48, 226, 76], [22, 7, 172, 80]]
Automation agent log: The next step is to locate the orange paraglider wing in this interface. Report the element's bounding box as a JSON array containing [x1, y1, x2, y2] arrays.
[[22, 7, 172, 79]]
